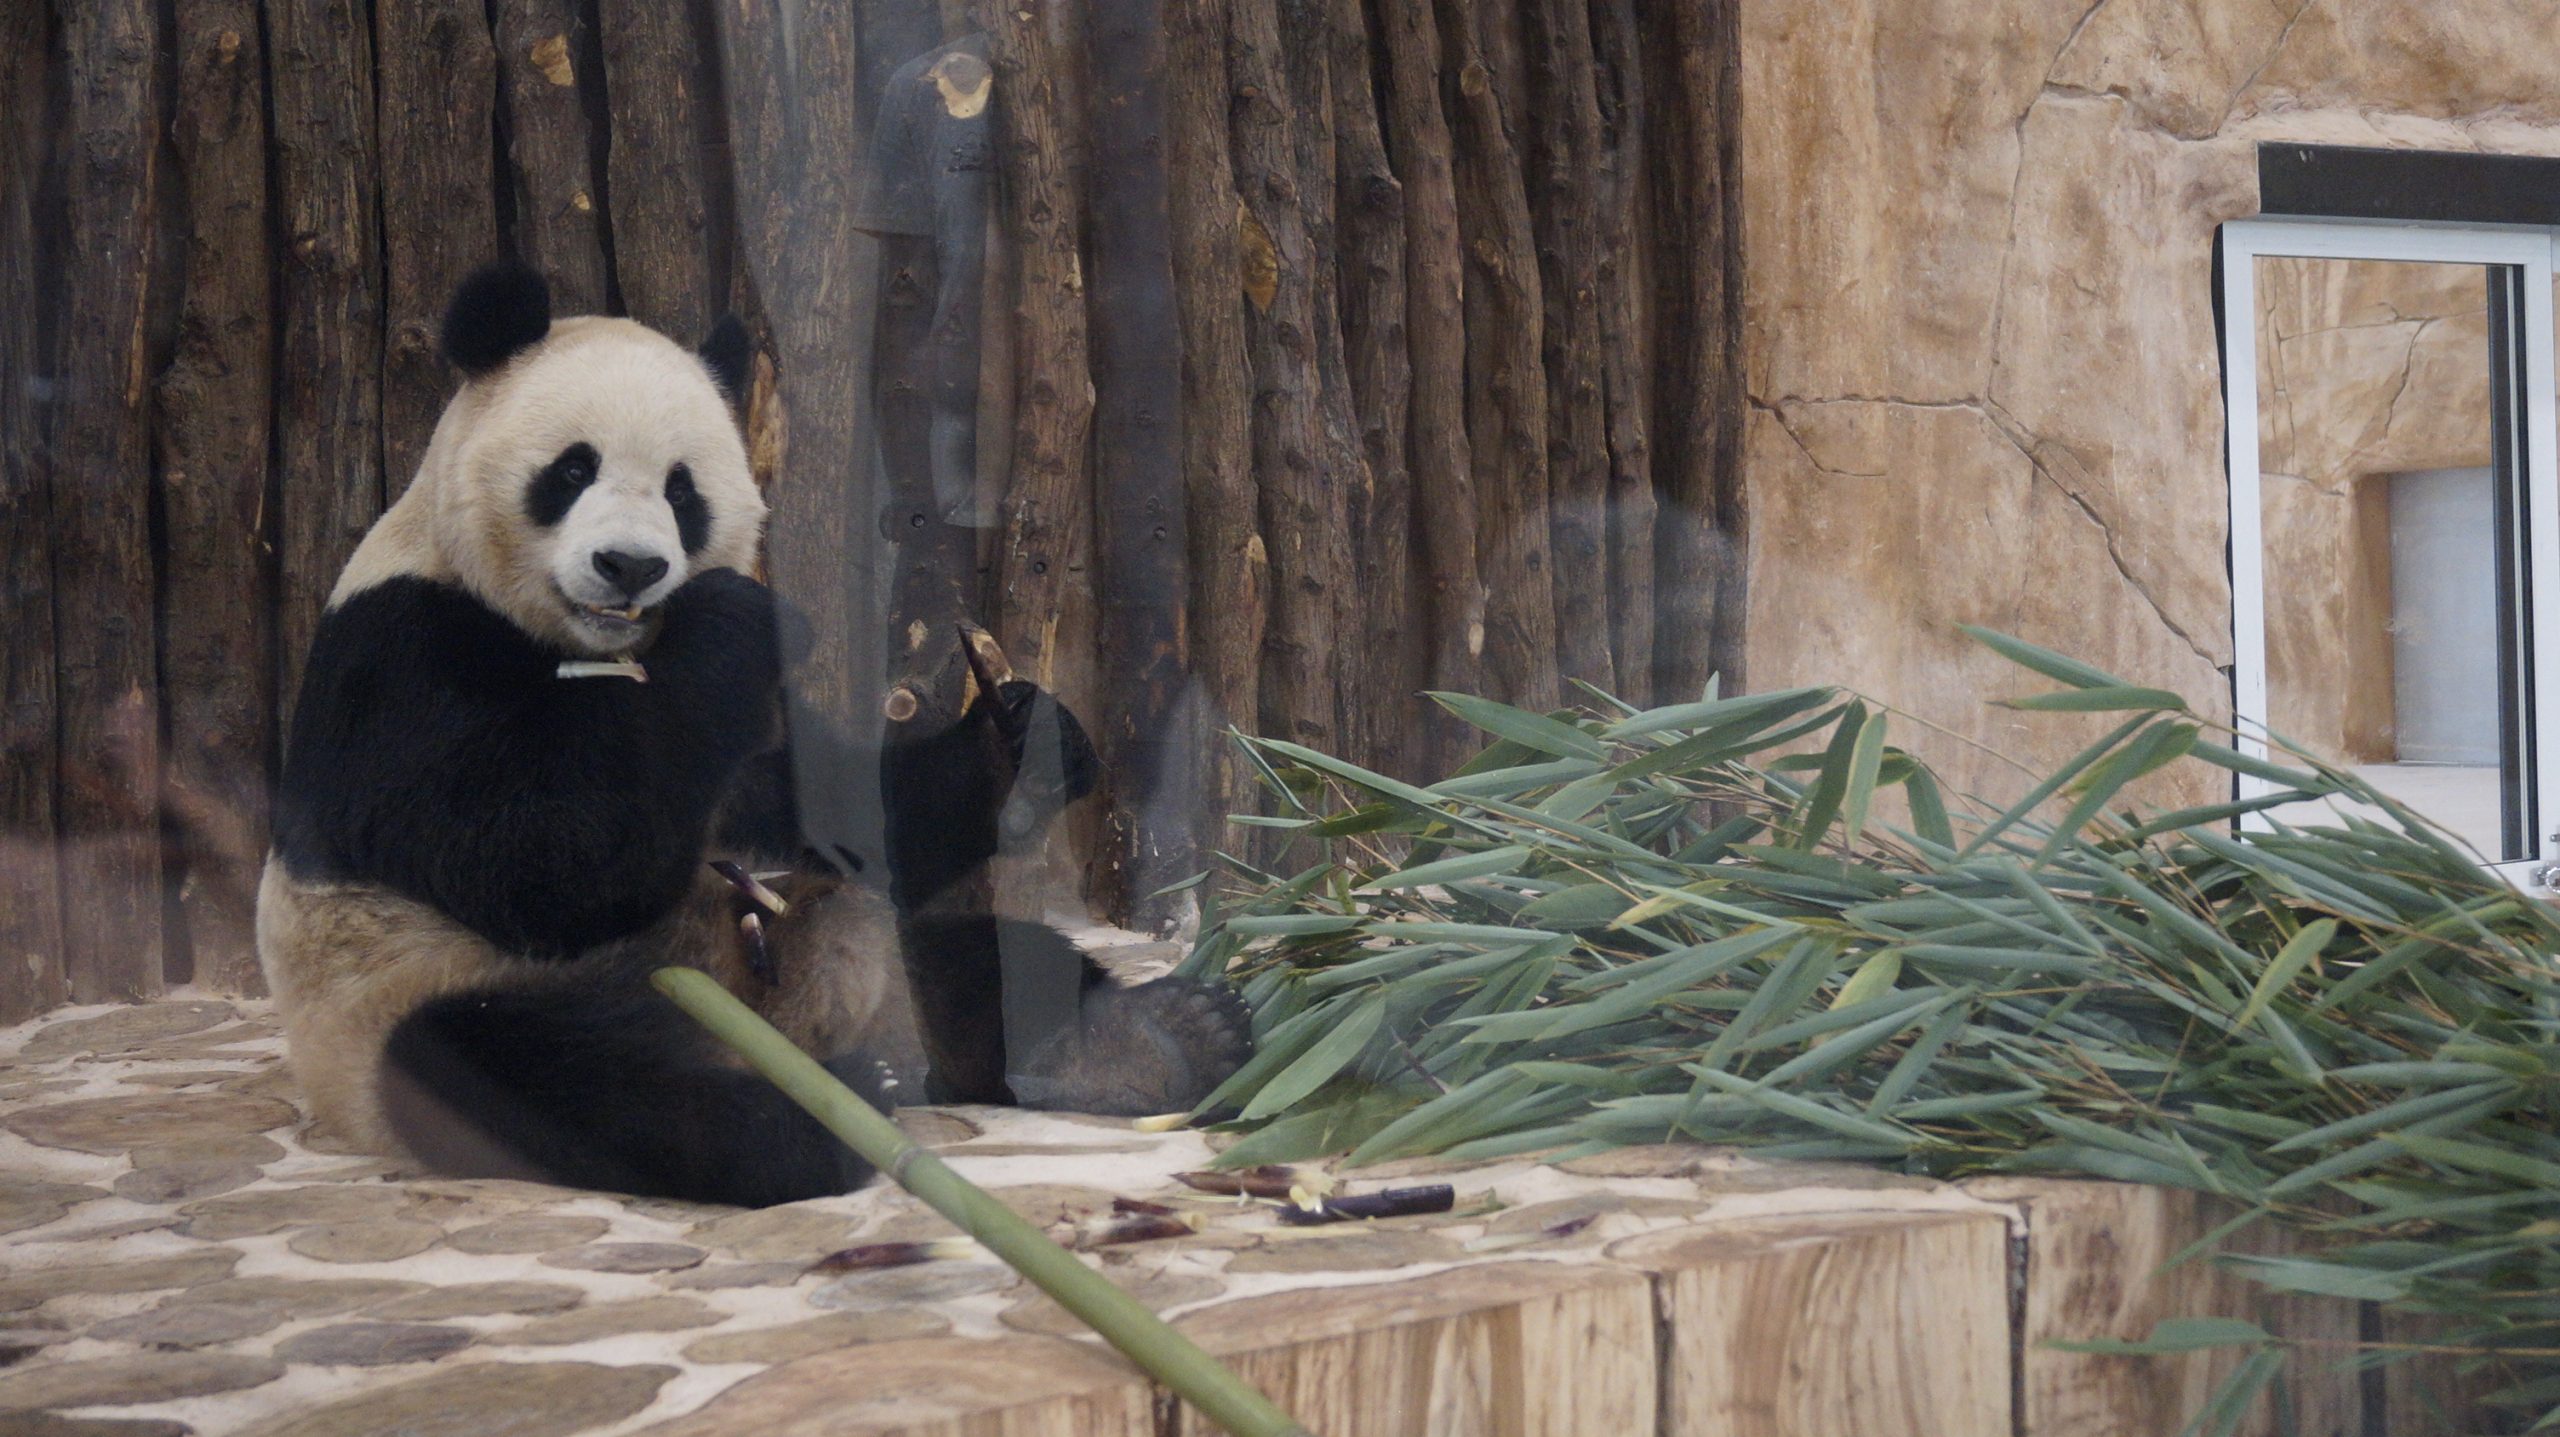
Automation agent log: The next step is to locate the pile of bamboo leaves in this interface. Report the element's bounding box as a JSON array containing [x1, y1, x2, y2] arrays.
[[1172, 629, 2560, 1431]]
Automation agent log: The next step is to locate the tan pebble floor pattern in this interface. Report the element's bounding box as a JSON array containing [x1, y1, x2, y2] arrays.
[[0, 989, 2011, 1435]]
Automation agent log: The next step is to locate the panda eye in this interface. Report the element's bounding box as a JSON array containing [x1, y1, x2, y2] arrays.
[[524, 443, 601, 527], [666, 464, 711, 554]]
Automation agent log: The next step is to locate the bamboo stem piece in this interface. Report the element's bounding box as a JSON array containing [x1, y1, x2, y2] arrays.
[[648, 966, 1312, 1437]]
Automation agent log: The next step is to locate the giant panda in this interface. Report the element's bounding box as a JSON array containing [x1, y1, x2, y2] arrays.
[[257, 261, 1251, 1208]]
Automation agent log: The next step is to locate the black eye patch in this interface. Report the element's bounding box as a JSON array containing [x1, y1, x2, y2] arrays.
[[666, 463, 710, 554], [524, 443, 600, 527]]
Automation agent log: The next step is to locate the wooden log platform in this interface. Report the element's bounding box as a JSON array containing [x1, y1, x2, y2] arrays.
[[0, 995, 2448, 1436]]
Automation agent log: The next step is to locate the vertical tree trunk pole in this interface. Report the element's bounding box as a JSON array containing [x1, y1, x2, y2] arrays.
[[1648, 0, 1747, 702], [1589, 0, 1656, 706], [719, 0, 888, 872], [1440, 0, 1558, 713], [51, 0, 165, 1001], [157, 0, 275, 994], [268, 0, 386, 723], [979, 0, 1096, 706], [1521, 0, 1613, 698], [599, 0, 717, 332], [1278, 0, 1376, 770], [493, 0, 612, 315], [1165, 0, 1265, 856], [1374, 0, 1483, 768], [1230, 0, 1342, 753], [862, 35, 993, 685], [877, 229, 963, 670], [1325, 0, 1419, 773], [0, 0, 63, 1022], [1086, 0, 1194, 930], [376, 0, 497, 498]]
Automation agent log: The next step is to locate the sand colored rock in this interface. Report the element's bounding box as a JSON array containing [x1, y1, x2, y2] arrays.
[[659, 1262, 808, 1291], [287, 1219, 445, 1264], [169, 1277, 426, 1318], [366, 1282, 587, 1321], [0, 1251, 241, 1312], [496, 1297, 722, 1347], [178, 1185, 414, 1239], [231, 1361, 674, 1437], [448, 1216, 610, 1255], [683, 1205, 859, 1262], [273, 1321, 475, 1367], [16, 1001, 234, 1059], [679, 1310, 951, 1365], [0, 1413, 191, 1437], [0, 1351, 284, 1409], [88, 1299, 289, 1347], [811, 1263, 1017, 1313], [536, 1242, 707, 1274], [3, 1093, 296, 1155], [0, 1179, 106, 1236]]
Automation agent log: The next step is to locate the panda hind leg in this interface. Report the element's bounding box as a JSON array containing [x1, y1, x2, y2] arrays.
[[380, 980, 888, 1207], [1007, 971, 1256, 1118]]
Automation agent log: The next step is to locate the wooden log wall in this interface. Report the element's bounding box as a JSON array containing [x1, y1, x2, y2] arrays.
[[0, 0, 1742, 1022]]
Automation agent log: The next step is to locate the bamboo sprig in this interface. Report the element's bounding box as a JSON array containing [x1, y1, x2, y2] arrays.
[[648, 966, 1312, 1437], [1183, 628, 2560, 1432]]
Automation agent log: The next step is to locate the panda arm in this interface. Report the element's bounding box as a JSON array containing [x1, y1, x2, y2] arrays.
[[278, 574, 780, 955]]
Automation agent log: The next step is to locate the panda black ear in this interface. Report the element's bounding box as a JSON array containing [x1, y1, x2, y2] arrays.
[[441, 261, 553, 377], [699, 314, 753, 401]]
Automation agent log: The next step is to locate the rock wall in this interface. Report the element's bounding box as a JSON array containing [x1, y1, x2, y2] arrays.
[[1737, 0, 2560, 805]]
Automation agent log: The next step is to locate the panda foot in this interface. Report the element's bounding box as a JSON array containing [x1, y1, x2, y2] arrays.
[[823, 1052, 903, 1116], [1006, 977, 1255, 1118]]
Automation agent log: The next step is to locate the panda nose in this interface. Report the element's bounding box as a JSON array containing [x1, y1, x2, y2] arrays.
[[592, 549, 669, 600]]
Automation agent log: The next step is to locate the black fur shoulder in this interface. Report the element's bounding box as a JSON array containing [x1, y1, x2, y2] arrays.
[[277, 573, 781, 956]]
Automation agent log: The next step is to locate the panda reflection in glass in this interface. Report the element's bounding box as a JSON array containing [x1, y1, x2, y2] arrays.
[[258, 263, 1252, 1207]]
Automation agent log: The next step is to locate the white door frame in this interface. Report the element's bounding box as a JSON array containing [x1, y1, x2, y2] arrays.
[[2220, 219, 2560, 881]]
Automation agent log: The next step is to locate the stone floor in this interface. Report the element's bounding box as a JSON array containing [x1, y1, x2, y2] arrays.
[[0, 995, 2011, 1436]]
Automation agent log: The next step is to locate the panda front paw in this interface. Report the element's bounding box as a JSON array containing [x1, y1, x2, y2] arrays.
[[1006, 978, 1256, 1117], [649, 567, 781, 695]]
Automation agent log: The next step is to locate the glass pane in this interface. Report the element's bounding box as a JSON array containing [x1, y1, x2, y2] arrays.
[[2253, 255, 2519, 858]]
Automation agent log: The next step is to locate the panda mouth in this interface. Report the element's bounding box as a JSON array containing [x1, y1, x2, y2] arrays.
[[561, 591, 656, 640]]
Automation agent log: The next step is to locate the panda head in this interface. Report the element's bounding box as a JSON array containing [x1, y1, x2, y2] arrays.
[[423, 261, 763, 656]]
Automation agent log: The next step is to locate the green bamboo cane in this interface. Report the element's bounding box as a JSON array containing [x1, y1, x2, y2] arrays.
[[650, 966, 1314, 1437]]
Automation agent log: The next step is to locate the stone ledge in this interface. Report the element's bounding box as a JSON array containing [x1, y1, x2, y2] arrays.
[[0, 997, 2387, 1436]]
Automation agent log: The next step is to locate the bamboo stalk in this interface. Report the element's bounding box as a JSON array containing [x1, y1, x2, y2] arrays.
[[648, 966, 1312, 1437]]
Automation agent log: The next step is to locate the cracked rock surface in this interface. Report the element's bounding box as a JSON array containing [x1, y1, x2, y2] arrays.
[[1738, 0, 2560, 808]]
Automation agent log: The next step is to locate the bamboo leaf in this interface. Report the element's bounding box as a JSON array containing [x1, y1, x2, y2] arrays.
[[1426, 691, 1608, 758], [2233, 917, 2337, 1030], [1237, 994, 1387, 1121], [1999, 685, 2193, 713], [1363, 845, 1535, 892]]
